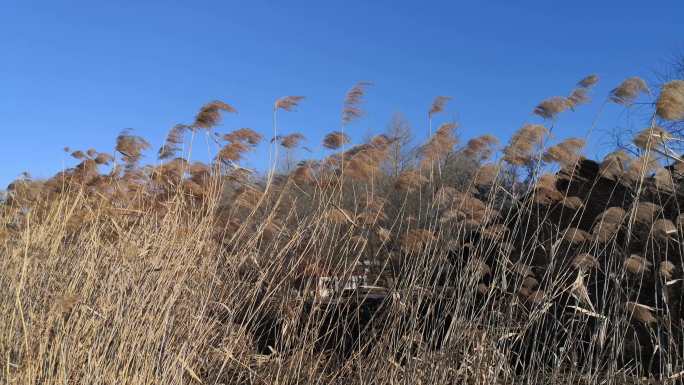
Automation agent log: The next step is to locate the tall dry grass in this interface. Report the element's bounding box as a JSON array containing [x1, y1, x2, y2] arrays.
[[1, 72, 684, 385]]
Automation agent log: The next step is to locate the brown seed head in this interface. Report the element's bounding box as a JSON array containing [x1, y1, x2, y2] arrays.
[[463, 134, 499, 160], [401, 229, 435, 252], [632, 201, 662, 224], [633, 126, 673, 150], [323, 207, 352, 225], [599, 150, 632, 180], [94, 152, 114, 165], [656, 80, 684, 121], [561, 196, 584, 210], [573, 253, 599, 270], [342, 81, 372, 124], [592, 208, 625, 242], [624, 255, 652, 275], [420, 122, 458, 167], [275, 133, 306, 149], [275, 96, 305, 112], [223, 128, 262, 145], [577, 74, 599, 88], [654, 168, 674, 192], [624, 154, 660, 184], [395, 170, 428, 191], [473, 164, 500, 186], [193, 100, 237, 129], [322, 131, 350, 150], [562, 227, 590, 244], [660, 261, 676, 281], [542, 138, 585, 168], [116, 130, 150, 166], [653, 218, 677, 240], [522, 276, 539, 290], [158, 124, 188, 160], [428, 95, 452, 117], [625, 302, 657, 324], [610, 77, 648, 105], [566, 88, 590, 109], [217, 141, 250, 163], [71, 150, 86, 160], [534, 96, 570, 119], [503, 124, 549, 165], [292, 162, 314, 184]]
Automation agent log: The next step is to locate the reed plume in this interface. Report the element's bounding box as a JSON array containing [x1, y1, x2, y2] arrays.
[[292, 162, 314, 184], [633, 126, 672, 150], [274, 133, 305, 149], [656, 80, 684, 121], [624, 154, 660, 183], [577, 74, 599, 88], [610, 77, 648, 105], [653, 218, 677, 240], [503, 124, 549, 165], [654, 167, 674, 191], [660, 261, 676, 280], [561, 196, 584, 210], [572, 253, 599, 270], [94, 153, 114, 165], [401, 229, 435, 253], [322, 131, 350, 150], [71, 150, 86, 160], [217, 128, 262, 164], [193, 100, 237, 129], [275, 96, 305, 112], [624, 255, 652, 275], [116, 129, 150, 167], [342, 81, 372, 125], [428, 96, 452, 117], [223, 128, 262, 145], [632, 201, 662, 224], [323, 207, 352, 224], [561, 227, 590, 244], [395, 170, 428, 191], [158, 124, 188, 160], [542, 137, 585, 168], [463, 134, 499, 160], [420, 122, 457, 167], [473, 163, 500, 186], [566, 88, 590, 109], [625, 302, 657, 325], [534, 96, 569, 119], [599, 150, 631, 180]]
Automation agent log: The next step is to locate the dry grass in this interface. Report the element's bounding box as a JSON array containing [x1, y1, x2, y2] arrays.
[[3, 76, 684, 385]]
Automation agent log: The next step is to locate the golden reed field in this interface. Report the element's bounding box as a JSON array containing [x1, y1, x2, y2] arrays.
[[2, 75, 684, 384]]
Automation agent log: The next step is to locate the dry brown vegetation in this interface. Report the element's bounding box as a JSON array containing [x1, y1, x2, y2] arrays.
[[2, 73, 684, 385]]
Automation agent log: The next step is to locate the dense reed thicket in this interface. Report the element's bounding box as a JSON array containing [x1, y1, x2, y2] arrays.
[[2, 73, 684, 385]]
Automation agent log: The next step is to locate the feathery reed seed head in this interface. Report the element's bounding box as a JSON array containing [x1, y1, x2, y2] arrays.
[[193, 100, 237, 129], [610, 77, 648, 105], [577, 74, 599, 88], [275, 96, 305, 111], [322, 131, 350, 150], [656, 80, 684, 121], [534, 96, 570, 119], [342, 81, 372, 124], [503, 124, 549, 165], [428, 95, 452, 117]]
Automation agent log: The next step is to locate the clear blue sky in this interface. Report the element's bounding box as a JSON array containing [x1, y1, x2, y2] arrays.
[[1, 0, 683, 187]]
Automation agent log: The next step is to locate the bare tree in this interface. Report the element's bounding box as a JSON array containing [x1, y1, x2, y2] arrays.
[[384, 112, 414, 177]]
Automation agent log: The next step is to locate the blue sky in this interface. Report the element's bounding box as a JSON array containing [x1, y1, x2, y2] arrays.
[[1, 0, 683, 187]]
